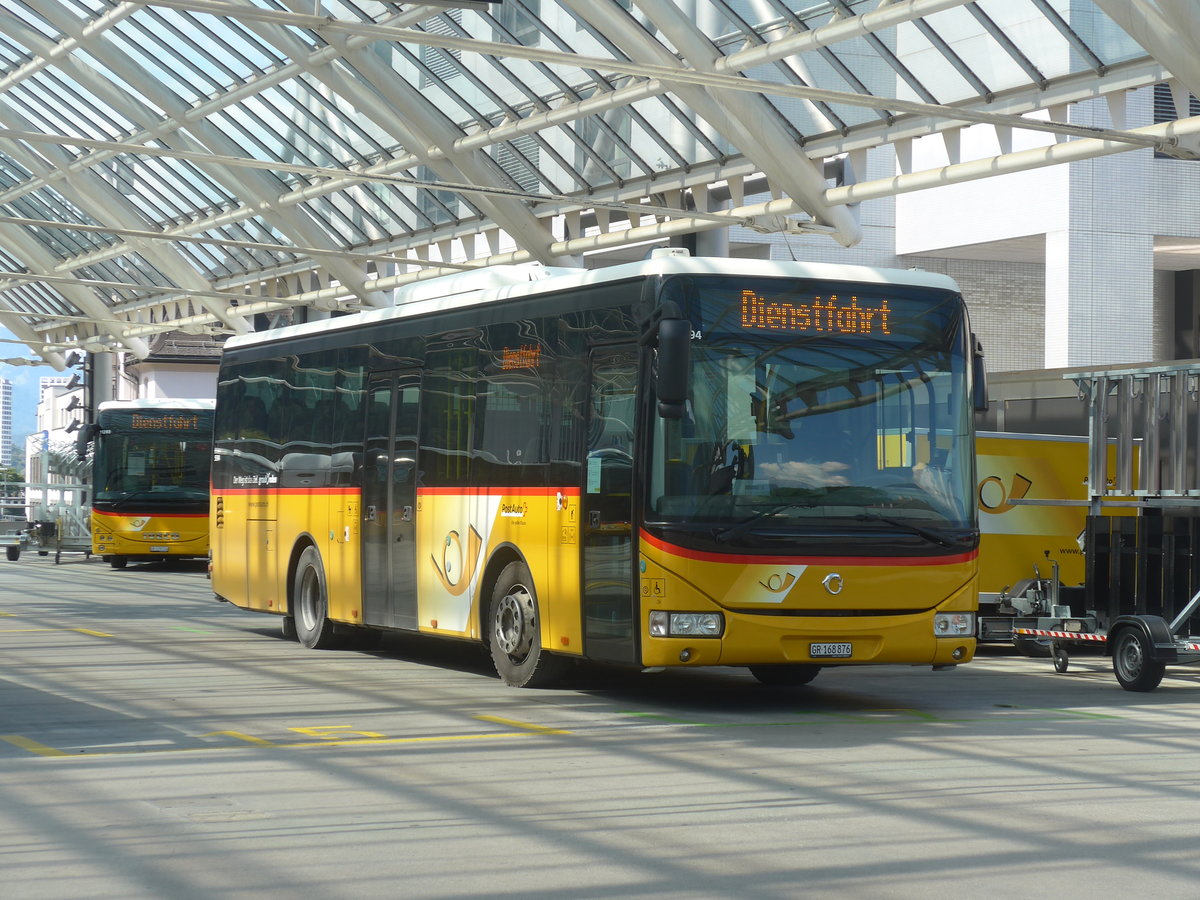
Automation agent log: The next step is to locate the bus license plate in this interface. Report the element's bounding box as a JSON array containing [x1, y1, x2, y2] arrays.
[[150, 546, 169, 553], [810, 642, 852, 658]]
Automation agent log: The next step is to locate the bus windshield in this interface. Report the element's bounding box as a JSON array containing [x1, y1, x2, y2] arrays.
[[94, 412, 212, 507], [647, 277, 974, 548]]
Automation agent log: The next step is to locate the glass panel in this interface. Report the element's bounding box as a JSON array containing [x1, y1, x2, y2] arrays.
[[94, 408, 213, 506], [648, 275, 975, 550]]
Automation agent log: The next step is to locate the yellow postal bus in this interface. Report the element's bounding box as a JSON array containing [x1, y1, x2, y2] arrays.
[[87, 399, 215, 568], [210, 253, 985, 686]]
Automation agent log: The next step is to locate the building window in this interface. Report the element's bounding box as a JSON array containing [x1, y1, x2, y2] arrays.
[[491, 135, 541, 195], [1153, 82, 1200, 159], [493, 1, 540, 46], [420, 11, 462, 89]]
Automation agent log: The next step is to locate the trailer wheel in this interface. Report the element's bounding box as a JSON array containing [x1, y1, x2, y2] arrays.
[[1052, 644, 1070, 674], [1112, 627, 1166, 692], [1013, 633, 1052, 658]]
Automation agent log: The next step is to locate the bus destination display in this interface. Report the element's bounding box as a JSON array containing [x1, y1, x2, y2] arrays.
[[740, 288, 892, 335]]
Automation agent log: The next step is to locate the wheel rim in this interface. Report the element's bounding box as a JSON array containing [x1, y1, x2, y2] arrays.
[[298, 565, 320, 631], [1116, 633, 1143, 680], [494, 585, 535, 661]]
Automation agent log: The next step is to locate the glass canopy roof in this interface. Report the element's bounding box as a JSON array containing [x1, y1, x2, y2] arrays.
[[0, 0, 1195, 365]]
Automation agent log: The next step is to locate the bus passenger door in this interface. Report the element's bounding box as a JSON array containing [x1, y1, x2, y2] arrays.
[[582, 345, 638, 663], [361, 371, 420, 630]]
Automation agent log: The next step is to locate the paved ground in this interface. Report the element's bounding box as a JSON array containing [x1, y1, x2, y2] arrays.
[[2, 552, 1199, 899]]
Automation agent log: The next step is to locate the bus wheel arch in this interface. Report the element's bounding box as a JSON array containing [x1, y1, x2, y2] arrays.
[[485, 554, 567, 688], [477, 547, 521, 646], [291, 541, 336, 650]]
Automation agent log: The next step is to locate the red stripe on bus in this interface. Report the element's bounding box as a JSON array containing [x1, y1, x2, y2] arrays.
[[640, 530, 977, 567], [416, 486, 581, 497], [216, 487, 360, 496], [215, 486, 580, 497]]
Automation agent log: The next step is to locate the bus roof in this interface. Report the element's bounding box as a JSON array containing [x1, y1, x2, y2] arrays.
[[98, 398, 215, 412], [225, 251, 962, 351]]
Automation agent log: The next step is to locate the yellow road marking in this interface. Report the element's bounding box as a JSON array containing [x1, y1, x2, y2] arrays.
[[1, 735, 70, 757], [3, 722, 568, 759], [204, 730, 277, 746], [1, 731, 543, 758], [0, 626, 112, 637], [278, 732, 541, 748], [474, 715, 571, 735], [288, 725, 385, 739]]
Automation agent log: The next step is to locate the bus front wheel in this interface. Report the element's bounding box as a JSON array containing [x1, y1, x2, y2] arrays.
[[748, 664, 821, 687], [293, 546, 336, 650], [109, 555, 127, 569], [488, 561, 566, 688]]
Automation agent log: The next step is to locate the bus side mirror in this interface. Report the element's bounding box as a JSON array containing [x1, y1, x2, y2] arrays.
[[972, 334, 988, 412], [75, 423, 96, 460], [656, 316, 691, 419]]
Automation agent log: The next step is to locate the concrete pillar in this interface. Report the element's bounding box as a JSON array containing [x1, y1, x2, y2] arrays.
[[1044, 229, 1155, 368], [91, 351, 115, 407]]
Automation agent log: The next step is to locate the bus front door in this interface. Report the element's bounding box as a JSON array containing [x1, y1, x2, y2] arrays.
[[582, 346, 638, 663], [361, 372, 420, 630]]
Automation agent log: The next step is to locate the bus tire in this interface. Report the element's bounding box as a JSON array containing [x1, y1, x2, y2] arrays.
[[748, 664, 821, 686], [293, 546, 337, 650], [281, 615, 297, 641], [488, 561, 566, 688], [5, 546, 19, 561], [109, 555, 128, 569], [1112, 627, 1166, 692]]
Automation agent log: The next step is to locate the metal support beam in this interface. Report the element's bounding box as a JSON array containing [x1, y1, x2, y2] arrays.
[[627, 0, 860, 246], [1094, 0, 1200, 98]]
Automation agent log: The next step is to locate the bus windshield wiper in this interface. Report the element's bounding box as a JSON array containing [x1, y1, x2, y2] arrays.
[[854, 513, 954, 548], [103, 489, 160, 510], [712, 503, 815, 544]]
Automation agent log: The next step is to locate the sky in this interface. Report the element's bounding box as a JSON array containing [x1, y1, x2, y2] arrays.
[[1, 326, 53, 447]]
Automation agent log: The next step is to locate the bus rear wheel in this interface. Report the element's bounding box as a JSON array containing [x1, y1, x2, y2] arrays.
[[293, 546, 337, 650], [748, 664, 821, 686], [488, 561, 566, 688]]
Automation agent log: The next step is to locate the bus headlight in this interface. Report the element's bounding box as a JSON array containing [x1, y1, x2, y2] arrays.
[[934, 612, 975, 637], [649, 610, 724, 638]]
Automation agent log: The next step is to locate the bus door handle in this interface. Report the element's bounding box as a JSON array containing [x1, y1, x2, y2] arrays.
[[365, 505, 377, 522]]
